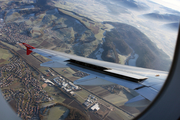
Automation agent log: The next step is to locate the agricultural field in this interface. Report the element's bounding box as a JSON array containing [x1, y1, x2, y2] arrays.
[[103, 94, 128, 106], [8, 81, 22, 90], [43, 85, 66, 103], [74, 90, 90, 103], [0, 48, 13, 65], [52, 67, 80, 81], [1, 41, 20, 51], [75, 95, 84, 104], [40, 105, 69, 120], [106, 109, 125, 120], [38, 67, 49, 74], [47, 106, 68, 120]]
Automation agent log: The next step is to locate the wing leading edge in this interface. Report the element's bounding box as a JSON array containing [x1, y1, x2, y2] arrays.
[[22, 43, 167, 103]]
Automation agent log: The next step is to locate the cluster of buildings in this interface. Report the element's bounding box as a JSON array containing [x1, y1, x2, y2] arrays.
[[1, 89, 13, 102], [41, 74, 82, 97], [0, 74, 14, 88], [83, 94, 100, 111], [53, 76, 81, 93], [91, 103, 100, 111], [45, 69, 56, 77], [0, 58, 23, 88], [0, 22, 31, 44], [41, 75, 54, 86], [0, 57, 53, 119]]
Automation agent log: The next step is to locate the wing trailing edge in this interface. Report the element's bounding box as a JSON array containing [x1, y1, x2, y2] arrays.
[[135, 87, 158, 101], [105, 69, 148, 81], [21, 43, 166, 102], [125, 95, 151, 107]]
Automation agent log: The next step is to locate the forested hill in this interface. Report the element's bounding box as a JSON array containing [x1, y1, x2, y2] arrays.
[[104, 22, 171, 71]]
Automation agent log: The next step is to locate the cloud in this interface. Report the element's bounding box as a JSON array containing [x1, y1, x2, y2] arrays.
[[149, 0, 180, 12]]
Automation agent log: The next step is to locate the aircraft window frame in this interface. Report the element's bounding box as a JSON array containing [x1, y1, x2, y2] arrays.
[[0, 26, 179, 120], [0, 1, 179, 119], [135, 25, 180, 120]]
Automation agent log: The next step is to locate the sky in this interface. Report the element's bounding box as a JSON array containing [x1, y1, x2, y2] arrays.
[[149, 0, 180, 12]]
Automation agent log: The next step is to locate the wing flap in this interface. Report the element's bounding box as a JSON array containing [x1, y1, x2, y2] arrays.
[[125, 95, 151, 107], [22, 43, 166, 102], [125, 95, 145, 104], [135, 87, 158, 101], [105, 69, 148, 81]]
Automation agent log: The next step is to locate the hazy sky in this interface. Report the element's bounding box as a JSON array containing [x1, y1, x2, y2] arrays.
[[150, 0, 180, 12]]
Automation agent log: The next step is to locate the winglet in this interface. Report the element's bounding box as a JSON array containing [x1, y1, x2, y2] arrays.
[[22, 43, 36, 55]]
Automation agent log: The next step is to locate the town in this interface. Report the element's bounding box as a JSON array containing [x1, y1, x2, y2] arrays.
[[0, 22, 31, 44], [0, 55, 104, 119], [0, 56, 52, 119]]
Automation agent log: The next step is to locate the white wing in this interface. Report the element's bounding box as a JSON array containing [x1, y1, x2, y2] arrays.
[[22, 43, 168, 103]]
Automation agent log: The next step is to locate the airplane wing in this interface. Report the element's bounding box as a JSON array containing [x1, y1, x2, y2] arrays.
[[22, 43, 168, 103]]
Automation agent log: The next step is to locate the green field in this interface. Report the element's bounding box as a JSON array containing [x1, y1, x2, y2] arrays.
[[43, 85, 65, 103], [47, 106, 68, 120], [1, 41, 20, 51], [107, 109, 127, 120], [74, 90, 90, 99], [75, 96, 84, 103], [44, 85, 55, 92], [9, 81, 22, 90], [87, 86, 105, 94], [66, 68, 76, 74], [52, 68, 78, 80], [0, 48, 13, 64], [103, 94, 128, 105], [38, 67, 49, 74]]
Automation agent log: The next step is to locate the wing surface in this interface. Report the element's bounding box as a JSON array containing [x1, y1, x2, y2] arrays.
[[22, 43, 168, 102]]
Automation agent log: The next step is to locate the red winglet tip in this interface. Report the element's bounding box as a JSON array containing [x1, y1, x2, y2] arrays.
[[22, 43, 36, 49], [22, 43, 35, 55], [26, 48, 32, 55]]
